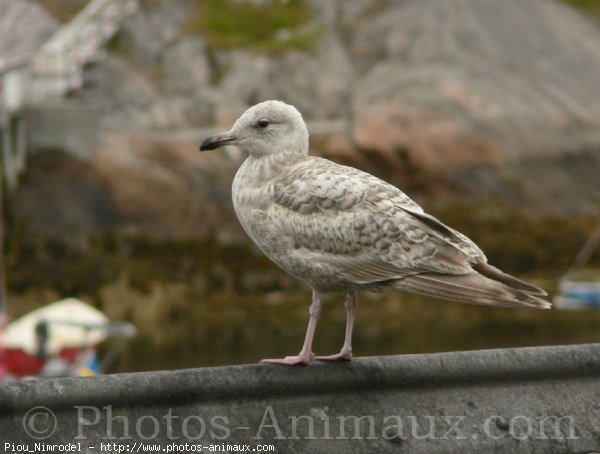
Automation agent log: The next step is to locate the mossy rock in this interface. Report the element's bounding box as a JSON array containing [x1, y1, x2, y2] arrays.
[[185, 0, 319, 53]]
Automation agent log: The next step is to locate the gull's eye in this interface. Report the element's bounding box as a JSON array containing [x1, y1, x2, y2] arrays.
[[257, 119, 270, 128]]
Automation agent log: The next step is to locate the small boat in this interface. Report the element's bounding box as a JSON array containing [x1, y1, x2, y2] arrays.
[[554, 227, 600, 310], [0, 298, 135, 379]]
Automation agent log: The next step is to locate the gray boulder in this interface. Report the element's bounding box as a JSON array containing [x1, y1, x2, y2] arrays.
[[351, 0, 600, 169], [82, 55, 162, 128], [217, 40, 353, 120], [161, 37, 211, 96], [119, 0, 192, 65]]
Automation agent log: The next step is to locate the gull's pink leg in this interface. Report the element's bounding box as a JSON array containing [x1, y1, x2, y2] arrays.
[[316, 292, 357, 361], [262, 291, 321, 365]]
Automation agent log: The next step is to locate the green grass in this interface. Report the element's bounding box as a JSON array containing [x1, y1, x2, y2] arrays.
[[185, 0, 319, 53], [561, 0, 600, 19]]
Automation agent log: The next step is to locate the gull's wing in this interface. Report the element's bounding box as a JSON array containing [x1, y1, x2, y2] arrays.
[[266, 157, 485, 284]]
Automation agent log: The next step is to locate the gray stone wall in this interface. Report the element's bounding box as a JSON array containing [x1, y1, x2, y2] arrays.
[[27, 103, 101, 159]]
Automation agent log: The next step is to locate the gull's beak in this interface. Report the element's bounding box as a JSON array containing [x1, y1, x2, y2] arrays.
[[199, 133, 239, 151]]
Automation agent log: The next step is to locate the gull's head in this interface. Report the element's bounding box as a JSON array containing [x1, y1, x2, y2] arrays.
[[199, 100, 309, 157]]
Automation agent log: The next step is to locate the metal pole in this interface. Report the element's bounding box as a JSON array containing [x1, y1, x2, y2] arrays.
[[15, 115, 27, 176], [562, 226, 600, 284]]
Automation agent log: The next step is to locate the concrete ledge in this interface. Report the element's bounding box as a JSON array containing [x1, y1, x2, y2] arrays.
[[1, 344, 600, 452]]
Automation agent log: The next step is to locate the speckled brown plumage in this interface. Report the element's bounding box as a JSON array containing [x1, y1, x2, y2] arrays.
[[200, 100, 550, 365]]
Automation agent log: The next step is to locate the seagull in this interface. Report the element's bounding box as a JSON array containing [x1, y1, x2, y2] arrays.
[[200, 100, 550, 365]]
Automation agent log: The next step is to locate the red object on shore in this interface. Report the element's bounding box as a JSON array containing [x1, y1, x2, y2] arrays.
[[2, 347, 86, 376]]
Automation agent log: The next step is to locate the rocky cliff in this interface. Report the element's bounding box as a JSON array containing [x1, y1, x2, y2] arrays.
[[14, 0, 598, 237], [2, 0, 597, 248], [3, 0, 600, 369], [2, 2, 599, 267]]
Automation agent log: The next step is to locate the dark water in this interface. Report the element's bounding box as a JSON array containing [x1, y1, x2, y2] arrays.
[[110, 280, 600, 373], [9, 199, 599, 373]]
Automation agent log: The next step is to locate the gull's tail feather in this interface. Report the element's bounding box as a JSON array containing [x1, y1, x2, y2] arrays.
[[392, 267, 551, 309], [472, 262, 548, 297]]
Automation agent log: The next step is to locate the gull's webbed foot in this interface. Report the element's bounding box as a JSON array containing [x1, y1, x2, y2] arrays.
[[261, 352, 314, 366], [315, 348, 352, 362]]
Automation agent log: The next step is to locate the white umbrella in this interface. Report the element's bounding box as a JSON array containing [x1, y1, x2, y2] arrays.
[[3, 298, 109, 355]]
